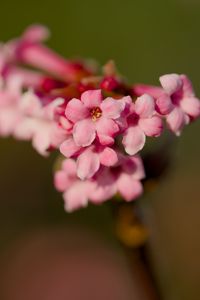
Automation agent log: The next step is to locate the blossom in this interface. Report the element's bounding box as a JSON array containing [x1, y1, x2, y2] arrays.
[[91, 154, 145, 203], [0, 75, 23, 136], [122, 94, 163, 155], [10, 25, 91, 82], [133, 74, 200, 135], [54, 154, 145, 212], [14, 90, 67, 156], [158, 74, 200, 135], [54, 159, 95, 212], [65, 89, 129, 147]]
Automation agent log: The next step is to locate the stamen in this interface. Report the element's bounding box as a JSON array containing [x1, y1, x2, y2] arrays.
[[91, 107, 102, 121]]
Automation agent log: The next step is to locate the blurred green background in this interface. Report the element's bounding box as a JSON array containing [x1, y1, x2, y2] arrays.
[[0, 0, 200, 299]]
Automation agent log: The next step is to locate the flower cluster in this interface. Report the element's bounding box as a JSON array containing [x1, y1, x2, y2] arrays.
[[0, 25, 199, 212]]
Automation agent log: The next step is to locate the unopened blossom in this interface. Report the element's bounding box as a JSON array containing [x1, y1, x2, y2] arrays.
[[65, 89, 129, 147], [122, 94, 163, 155], [14, 90, 67, 156], [10, 25, 91, 82], [54, 154, 145, 212]]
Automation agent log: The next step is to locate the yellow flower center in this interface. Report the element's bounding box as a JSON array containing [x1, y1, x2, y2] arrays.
[[91, 107, 102, 121]]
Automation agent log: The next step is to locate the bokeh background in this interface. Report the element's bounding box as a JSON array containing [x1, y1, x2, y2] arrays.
[[0, 0, 200, 299]]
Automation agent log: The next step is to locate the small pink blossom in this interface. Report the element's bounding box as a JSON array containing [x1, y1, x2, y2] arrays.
[[122, 94, 163, 155], [60, 138, 118, 179], [54, 154, 145, 212], [134, 74, 200, 135], [65, 89, 128, 147], [158, 74, 200, 135], [0, 75, 23, 136], [54, 159, 95, 212], [14, 90, 67, 156]]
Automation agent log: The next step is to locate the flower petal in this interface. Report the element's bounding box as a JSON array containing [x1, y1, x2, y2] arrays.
[[99, 147, 118, 166], [90, 168, 116, 203], [180, 97, 200, 119], [62, 158, 77, 175], [117, 174, 143, 201], [122, 126, 146, 155], [180, 74, 195, 97], [135, 94, 155, 118], [54, 170, 71, 192], [81, 89, 102, 108], [60, 137, 81, 157], [166, 107, 186, 135], [77, 148, 100, 180], [139, 116, 163, 137], [133, 84, 163, 98], [63, 182, 90, 212], [73, 119, 96, 147], [101, 97, 125, 119], [159, 74, 182, 95], [65, 98, 88, 123], [96, 117, 119, 145], [156, 93, 173, 115]]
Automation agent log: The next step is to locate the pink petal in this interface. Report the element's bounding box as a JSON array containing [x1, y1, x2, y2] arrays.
[[81, 89, 102, 108], [159, 74, 182, 95], [77, 148, 100, 180], [101, 97, 125, 119], [89, 169, 116, 203], [117, 174, 143, 201], [156, 93, 173, 115], [62, 158, 77, 175], [65, 98, 88, 123], [60, 137, 81, 157], [180, 74, 195, 97], [32, 126, 51, 156], [22, 25, 50, 42], [133, 84, 163, 98], [130, 156, 146, 180], [135, 94, 155, 118], [180, 97, 200, 119], [166, 107, 186, 135], [139, 116, 163, 137], [54, 170, 71, 192], [122, 126, 146, 155], [63, 182, 89, 212], [99, 147, 118, 166], [73, 119, 96, 147], [96, 117, 119, 145]]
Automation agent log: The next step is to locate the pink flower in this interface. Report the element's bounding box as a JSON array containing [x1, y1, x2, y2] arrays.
[[54, 154, 145, 212], [14, 90, 67, 156], [122, 94, 163, 155], [134, 74, 200, 135], [65, 89, 128, 147], [60, 137, 118, 179], [157, 74, 200, 135], [11, 25, 90, 82], [0, 75, 23, 136], [91, 154, 145, 203], [54, 159, 95, 212]]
